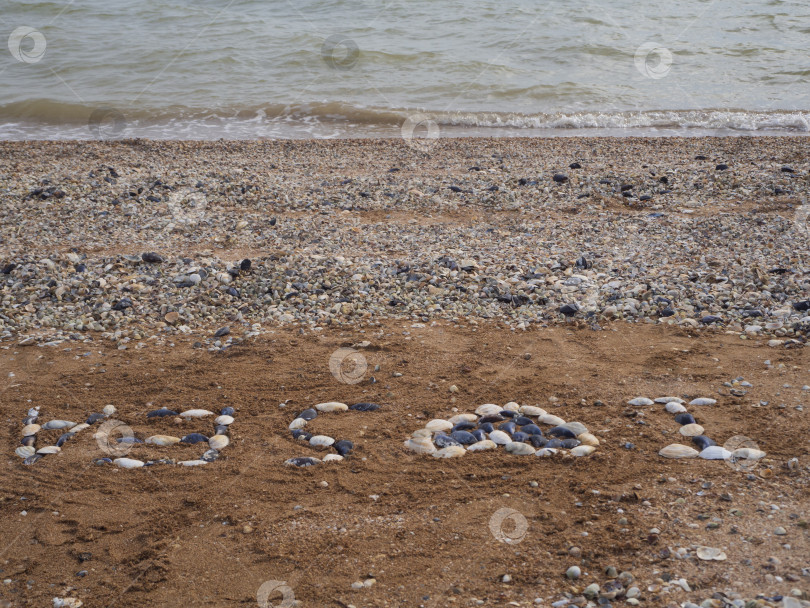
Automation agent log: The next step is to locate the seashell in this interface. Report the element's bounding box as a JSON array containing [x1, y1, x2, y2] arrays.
[[201, 449, 220, 462], [285, 456, 321, 467], [349, 402, 380, 411], [489, 430, 512, 445], [700, 446, 731, 460], [334, 440, 353, 456], [448, 414, 478, 425], [309, 435, 335, 448], [404, 437, 436, 454], [411, 428, 431, 438], [433, 445, 466, 458], [560, 438, 581, 449], [179, 460, 208, 466], [577, 433, 599, 446], [221, 406, 235, 416], [513, 416, 533, 426], [93, 458, 112, 465], [655, 396, 684, 404], [296, 408, 318, 421], [450, 431, 478, 445], [42, 420, 76, 431], [21, 436, 36, 447], [659, 444, 699, 459], [731, 448, 766, 460], [451, 421, 476, 432], [529, 435, 548, 448], [56, 433, 74, 447], [215, 415, 234, 426], [570, 445, 596, 457], [692, 435, 716, 450], [665, 401, 687, 414], [434, 434, 460, 448], [22, 424, 41, 436], [315, 401, 348, 412], [521, 424, 543, 435], [505, 442, 535, 455], [180, 433, 209, 444], [292, 430, 312, 441], [499, 409, 516, 418], [696, 546, 727, 561], [180, 409, 214, 418], [27, 407, 40, 417], [23, 454, 42, 465], [146, 408, 178, 418], [674, 413, 696, 425], [679, 423, 704, 437], [511, 431, 529, 443], [113, 458, 144, 469], [545, 438, 564, 449], [475, 404, 502, 417], [499, 421, 517, 434], [16, 446, 36, 458], [22, 415, 37, 425], [146, 435, 181, 446], [214, 425, 229, 436], [548, 426, 577, 439], [561, 421, 588, 436], [85, 412, 106, 424], [426, 419, 453, 432], [467, 440, 497, 451], [539, 414, 566, 426], [519, 405, 547, 417], [535, 448, 558, 457], [689, 398, 716, 406], [502, 401, 520, 412], [70, 423, 89, 433], [117, 437, 143, 444], [37, 446, 61, 455], [289, 418, 307, 430], [627, 397, 654, 406], [102, 404, 116, 416], [322, 454, 344, 462]]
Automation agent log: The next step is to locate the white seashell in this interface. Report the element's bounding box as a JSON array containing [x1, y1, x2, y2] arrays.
[[659, 444, 699, 459], [679, 423, 705, 437], [731, 448, 766, 460], [42, 420, 76, 431], [700, 446, 731, 460], [180, 409, 214, 418], [689, 398, 716, 406], [561, 421, 588, 436], [209, 435, 230, 450], [16, 446, 36, 458], [114, 458, 144, 469], [505, 442, 535, 455], [404, 437, 436, 454], [37, 446, 61, 455], [309, 435, 335, 448], [425, 419, 453, 432], [448, 414, 477, 425], [665, 401, 688, 414], [577, 433, 599, 446], [411, 429, 432, 438], [570, 445, 596, 457], [519, 405, 547, 417], [489, 430, 512, 445], [179, 460, 208, 466], [467, 440, 497, 451], [655, 396, 684, 404], [315, 401, 348, 412], [53, 598, 83, 608], [696, 546, 727, 561], [433, 445, 466, 458], [539, 414, 566, 426], [146, 435, 181, 446], [22, 424, 41, 436], [215, 415, 234, 426], [70, 423, 90, 433], [289, 418, 307, 430], [502, 402, 520, 412], [536, 448, 558, 457], [28, 407, 40, 417], [102, 404, 116, 416], [475, 404, 502, 416], [627, 397, 654, 406], [322, 454, 344, 462]]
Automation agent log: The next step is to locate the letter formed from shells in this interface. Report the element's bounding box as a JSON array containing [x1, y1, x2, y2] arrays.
[[404, 402, 601, 459], [16, 404, 236, 469]]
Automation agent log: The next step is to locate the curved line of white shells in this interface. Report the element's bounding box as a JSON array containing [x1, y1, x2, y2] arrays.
[[284, 401, 357, 466], [404, 402, 599, 458], [16, 406, 235, 469], [626, 396, 767, 463]]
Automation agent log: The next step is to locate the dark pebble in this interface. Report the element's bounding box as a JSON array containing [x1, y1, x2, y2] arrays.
[[545, 438, 564, 449], [529, 435, 548, 448], [297, 408, 318, 421], [695, 155, 707, 160], [793, 300, 810, 312], [240, 258, 252, 271], [781, 166, 795, 173], [291, 430, 312, 440], [448, 185, 462, 193], [434, 434, 461, 448], [142, 252, 164, 263], [451, 421, 476, 432], [146, 408, 178, 418], [334, 440, 354, 456], [620, 184, 634, 192], [498, 421, 517, 434], [560, 303, 579, 316], [478, 422, 495, 433], [715, 163, 729, 171], [552, 173, 569, 183], [569, 162, 581, 169], [692, 435, 717, 450], [221, 406, 235, 416], [112, 297, 132, 311], [547, 426, 577, 439], [560, 438, 581, 449], [201, 449, 220, 462], [450, 430, 478, 445], [180, 433, 209, 445], [471, 429, 486, 442], [521, 424, 543, 436], [498, 410, 516, 418], [214, 326, 230, 338], [22, 415, 38, 425], [478, 415, 505, 424], [86, 412, 106, 424], [117, 436, 143, 444], [660, 308, 675, 317], [350, 402, 380, 411], [287, 457, 320, 467], [701, 315, 722, 324], [511, 431, 529, 443], [514, 416, 533, 426], [675, 413, 696, 425]]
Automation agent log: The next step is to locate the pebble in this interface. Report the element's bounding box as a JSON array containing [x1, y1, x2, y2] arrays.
[[333, 440, 353, 455], [560, 421, 588, 435], [475, 404, 502, 416], [519, 405, 547, 416], [692, 435, 718, 450], [655, 396, 684, 404], [285, 457, 321, 467], [489, 430, 512, 445], [349, 402, 380, 411], [180, 433, 209, 444], [309, 435, 335, 448], [201, 449, 220, 462], [316, 402, 348, 412], [178, 460, 208, 466], [566, 566, 581, 580], [539, 413, 566, 426], [180, 409, 214, 418], [536, 448, 558, 457], [577, 433, 599, 446], [42, 420, 76, 431], [659, 444, 700, 459], [102, 404, 116, 416], [322, 454, 344, 462], [221, 406, 235, 416], [113, 458, 144, 469], [296, 408, 318, 421], [289, 418, 308, 430]]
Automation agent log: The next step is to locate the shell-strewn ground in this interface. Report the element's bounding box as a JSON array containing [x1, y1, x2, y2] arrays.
[[0, 139, 808, 608]]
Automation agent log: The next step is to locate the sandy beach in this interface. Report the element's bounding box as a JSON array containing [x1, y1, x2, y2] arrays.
[[1, 138, 809, 608]]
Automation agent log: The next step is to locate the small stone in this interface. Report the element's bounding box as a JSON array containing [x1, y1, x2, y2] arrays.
[[689, 398, 716, 406], [322, 454, 344, 462], [775, 526, 787, 535], [627, 397, 654, 406], [566, 566, 581, 580], [178, 460, 208, 467], [113, 458, 145, 469], [36, 446, 61, 455], [102, 404, 116, 416], [285, 457, 321, 467], [15, 446, 36, 458], [141, 252, 164, 263], [22, 424, 40, 436], [309, 435, 335, 449]]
